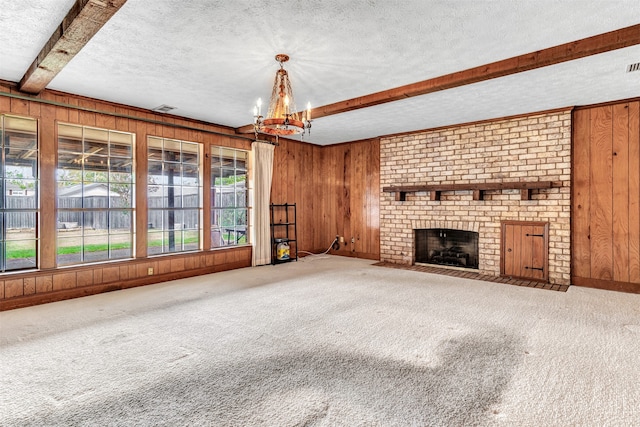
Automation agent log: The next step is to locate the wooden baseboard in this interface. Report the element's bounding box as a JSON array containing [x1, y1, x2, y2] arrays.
[[572, 276, 640, 294], [328, 250, 380, 261]]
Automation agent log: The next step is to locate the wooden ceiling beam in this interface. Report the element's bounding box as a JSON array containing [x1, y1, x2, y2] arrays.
[[314, 23, 640, 117], [19, 0, 128, 94], [236, 23, 640, 134]]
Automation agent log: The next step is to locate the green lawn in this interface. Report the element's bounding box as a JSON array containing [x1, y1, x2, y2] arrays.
[[4, 229, 251, 260], [5, 234, 204, 259]]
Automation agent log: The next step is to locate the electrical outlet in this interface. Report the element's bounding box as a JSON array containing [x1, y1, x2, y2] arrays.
[[332, 236, 340, 251], [339, 236, 344, 243], [147, 267, 154, 275]]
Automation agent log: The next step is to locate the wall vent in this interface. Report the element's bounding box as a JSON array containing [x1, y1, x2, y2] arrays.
[[628, 63, 640, 73], [152, 104, 177, 113]]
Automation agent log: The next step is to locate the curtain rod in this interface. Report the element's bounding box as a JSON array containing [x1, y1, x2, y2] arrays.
[[0, 90, 256, 142]]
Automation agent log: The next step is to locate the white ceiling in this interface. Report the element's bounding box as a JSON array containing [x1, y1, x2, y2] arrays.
[[1, 0, 639, 145]]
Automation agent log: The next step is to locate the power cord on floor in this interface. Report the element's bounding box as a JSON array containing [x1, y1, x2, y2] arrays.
[[299, 238, 338, 261]]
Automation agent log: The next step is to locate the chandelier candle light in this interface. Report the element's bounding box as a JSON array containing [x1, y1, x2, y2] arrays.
[[253, 54, 312, 139]]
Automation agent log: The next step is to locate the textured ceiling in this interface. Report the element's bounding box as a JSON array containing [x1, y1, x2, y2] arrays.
[[1, 0, 639, 145]]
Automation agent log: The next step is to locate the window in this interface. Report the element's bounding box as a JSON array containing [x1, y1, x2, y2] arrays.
[[57, 124, 135, 265], [1, 115, 38, 271], [211, 146, 248, 247], [147, 137, 202, 255]]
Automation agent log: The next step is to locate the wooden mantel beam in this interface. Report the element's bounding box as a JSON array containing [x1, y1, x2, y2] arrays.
[[384, 181, 559, 202], [236, 23, 640, 134], [19, 0, 128, 94]]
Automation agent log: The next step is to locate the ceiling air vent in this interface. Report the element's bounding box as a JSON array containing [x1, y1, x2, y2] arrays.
[[628, 62, 640, 73], [152, 104, 176, 113]]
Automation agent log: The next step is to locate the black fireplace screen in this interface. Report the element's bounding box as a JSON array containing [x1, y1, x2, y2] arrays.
[[415, 228, 479, 269]]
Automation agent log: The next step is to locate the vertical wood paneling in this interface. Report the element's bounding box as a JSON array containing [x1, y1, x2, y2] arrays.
[[160, 119, 176, 139], [134, 120, 148, 258], [287, 142, 296, 205], [572, 109, 591, 278], [368, 139, 380, 256], [304, 142, 315, 251], [330, 146, 339, 246], [10, 96, 28, 115], [351, 142, 365, 253], [268, 137, 380, 258], [96, 105, 116, 129], [115, 106, 129, 130], [202, 139, 211, 250], [325, 140, 379, 258], [328, 146, 338, 242], [40, 104, 57, 269], [67, 97, 79, 123], [612, 103, 630, 282], [288, 143, 300, 247], [573, 101, 640, 292], [316, 146, 328, 249], [272, 142, 288, 206], [342, 147, 352, 253], [589, 106, 613, 280], [78, 99, 96, 126], [0, 91, 10, 112], [28, 101, 41, 117], [55, 96, 69, 122], [294, 140, 312, 252], [174, 124, 189, 142], [281, 143, 291, 206], [629, 102, 640, 284]]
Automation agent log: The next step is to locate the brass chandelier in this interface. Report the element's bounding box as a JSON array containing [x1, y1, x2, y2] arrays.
[[253, 54, 311, 139]]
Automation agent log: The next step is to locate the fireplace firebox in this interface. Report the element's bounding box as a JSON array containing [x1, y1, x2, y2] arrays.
[[415, 228, 479, 269]]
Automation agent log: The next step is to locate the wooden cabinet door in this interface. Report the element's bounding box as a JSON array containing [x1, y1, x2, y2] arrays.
[[502, 221, 549, 281]]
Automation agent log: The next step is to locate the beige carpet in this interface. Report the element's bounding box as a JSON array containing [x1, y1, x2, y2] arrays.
[[1, 255, 639, 426]]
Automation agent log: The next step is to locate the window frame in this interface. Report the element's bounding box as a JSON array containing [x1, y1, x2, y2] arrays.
[[0, 114, 39, 272], [210, 145, 250, 248], [147, 136, 203, 256], [56, 123, 136, 266]]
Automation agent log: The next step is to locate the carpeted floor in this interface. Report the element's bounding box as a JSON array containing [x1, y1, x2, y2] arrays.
[[1, 255, 639, 426]]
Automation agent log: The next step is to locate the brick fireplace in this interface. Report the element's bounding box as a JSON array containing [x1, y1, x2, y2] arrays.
[[379, 110, 572, 285]]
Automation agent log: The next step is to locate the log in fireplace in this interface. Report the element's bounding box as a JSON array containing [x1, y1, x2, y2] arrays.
[[415, 228, 479, 269]]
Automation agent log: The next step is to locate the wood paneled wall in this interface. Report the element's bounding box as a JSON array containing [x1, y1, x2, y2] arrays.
[[12, 81, 639, 302], [0, 82, 252, 309], [1, 82, 382, 308], [572, 100, 640, 293], [0, 247, 251, 310], [270, 138, 380, 260], [320, 140, 380, 259], [268, 138, 323, 254]]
